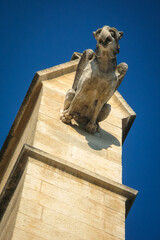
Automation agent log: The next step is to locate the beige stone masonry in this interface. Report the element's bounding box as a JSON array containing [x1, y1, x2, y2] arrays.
[[0, 59, 137, 240], [2, 144, 137, 216], [0, 143, 137, 240], [11, 147, 128, 240], [0, 169, 26, 240], [2, 144, 136, 240]]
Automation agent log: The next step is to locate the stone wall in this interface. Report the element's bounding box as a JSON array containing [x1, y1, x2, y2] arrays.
[[12, 158, 125, 240], [0, 60, 137, 240]]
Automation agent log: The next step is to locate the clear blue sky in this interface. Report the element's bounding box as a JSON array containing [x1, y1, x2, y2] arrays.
[[0, 0, 160, 239]]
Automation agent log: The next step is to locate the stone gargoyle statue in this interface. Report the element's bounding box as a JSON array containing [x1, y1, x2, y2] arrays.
[[60, 25, 128, 134]]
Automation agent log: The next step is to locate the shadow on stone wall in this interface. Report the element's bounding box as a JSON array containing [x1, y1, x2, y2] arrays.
[[70, 124, 120, 151]]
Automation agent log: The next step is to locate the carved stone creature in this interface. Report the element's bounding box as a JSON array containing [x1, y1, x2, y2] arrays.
[[60, 25, 128, 134]]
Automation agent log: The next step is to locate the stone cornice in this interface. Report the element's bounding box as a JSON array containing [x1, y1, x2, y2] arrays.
[[0, 144, 138, 221]]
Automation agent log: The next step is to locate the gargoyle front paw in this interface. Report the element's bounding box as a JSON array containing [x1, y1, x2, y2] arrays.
[[60, 110, 72, 124], [84, 49, 94, 60], [118, 63, 128, 74], [86, 121, 98, 134]]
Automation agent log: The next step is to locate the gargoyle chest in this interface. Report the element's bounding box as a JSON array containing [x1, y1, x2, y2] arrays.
[[80, 67, 117, 103]]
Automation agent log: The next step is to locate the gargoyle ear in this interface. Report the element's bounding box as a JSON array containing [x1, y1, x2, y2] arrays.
[[93, 28, 102, 39], [119, 31, 123, 39], [93, 31, 96, 38]]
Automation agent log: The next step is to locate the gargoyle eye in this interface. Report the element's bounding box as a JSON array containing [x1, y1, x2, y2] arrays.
[[96, 29, 102, 36], [110, 31, 115, 38]]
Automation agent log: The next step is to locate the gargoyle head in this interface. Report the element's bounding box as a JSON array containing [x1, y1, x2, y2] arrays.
[[93, 25, 123, 58]]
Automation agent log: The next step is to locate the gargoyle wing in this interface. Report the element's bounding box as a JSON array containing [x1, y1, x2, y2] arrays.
[[72, 49, 94, 91], [114, 63, 128, 92]]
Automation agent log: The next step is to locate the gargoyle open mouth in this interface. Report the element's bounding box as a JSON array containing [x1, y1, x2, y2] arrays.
[[99, 37, 112, 48]]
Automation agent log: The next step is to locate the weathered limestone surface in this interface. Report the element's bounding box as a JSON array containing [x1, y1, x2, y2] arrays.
[[12, 158, 126, 240], [0, 59, 137, 240], [0, 170, 26, 240], [0, 87, 42, 195]]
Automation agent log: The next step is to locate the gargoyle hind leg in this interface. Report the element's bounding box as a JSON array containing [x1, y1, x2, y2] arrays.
[[60, 89, 83, 124], [86, 101, 103, 134], [60, 89, 75, 123], [95, 103, 111, 132], [86, 103, 111, 134], [97, 103, 111, 122]]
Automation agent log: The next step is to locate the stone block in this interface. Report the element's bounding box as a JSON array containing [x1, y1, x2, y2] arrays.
[[15, 213, 84, 240], [24, 173, 41, 191], [22, 187, 53, 209], [41, 180, 124, 222], [19, 197, 42, 219], [12, 228, 45, 240]]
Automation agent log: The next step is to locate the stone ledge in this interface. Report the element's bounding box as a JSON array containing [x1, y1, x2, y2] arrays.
[[37, 59, 79, 81], [0, 144, 138, 222]]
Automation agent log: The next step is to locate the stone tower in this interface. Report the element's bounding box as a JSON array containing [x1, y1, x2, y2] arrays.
[[0, 58, 138, 240]]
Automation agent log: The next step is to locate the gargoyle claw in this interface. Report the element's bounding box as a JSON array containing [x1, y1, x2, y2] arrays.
[[86, 121, 98, 134], [60, 110, 72, 124], [73, 113, 80, 121]]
